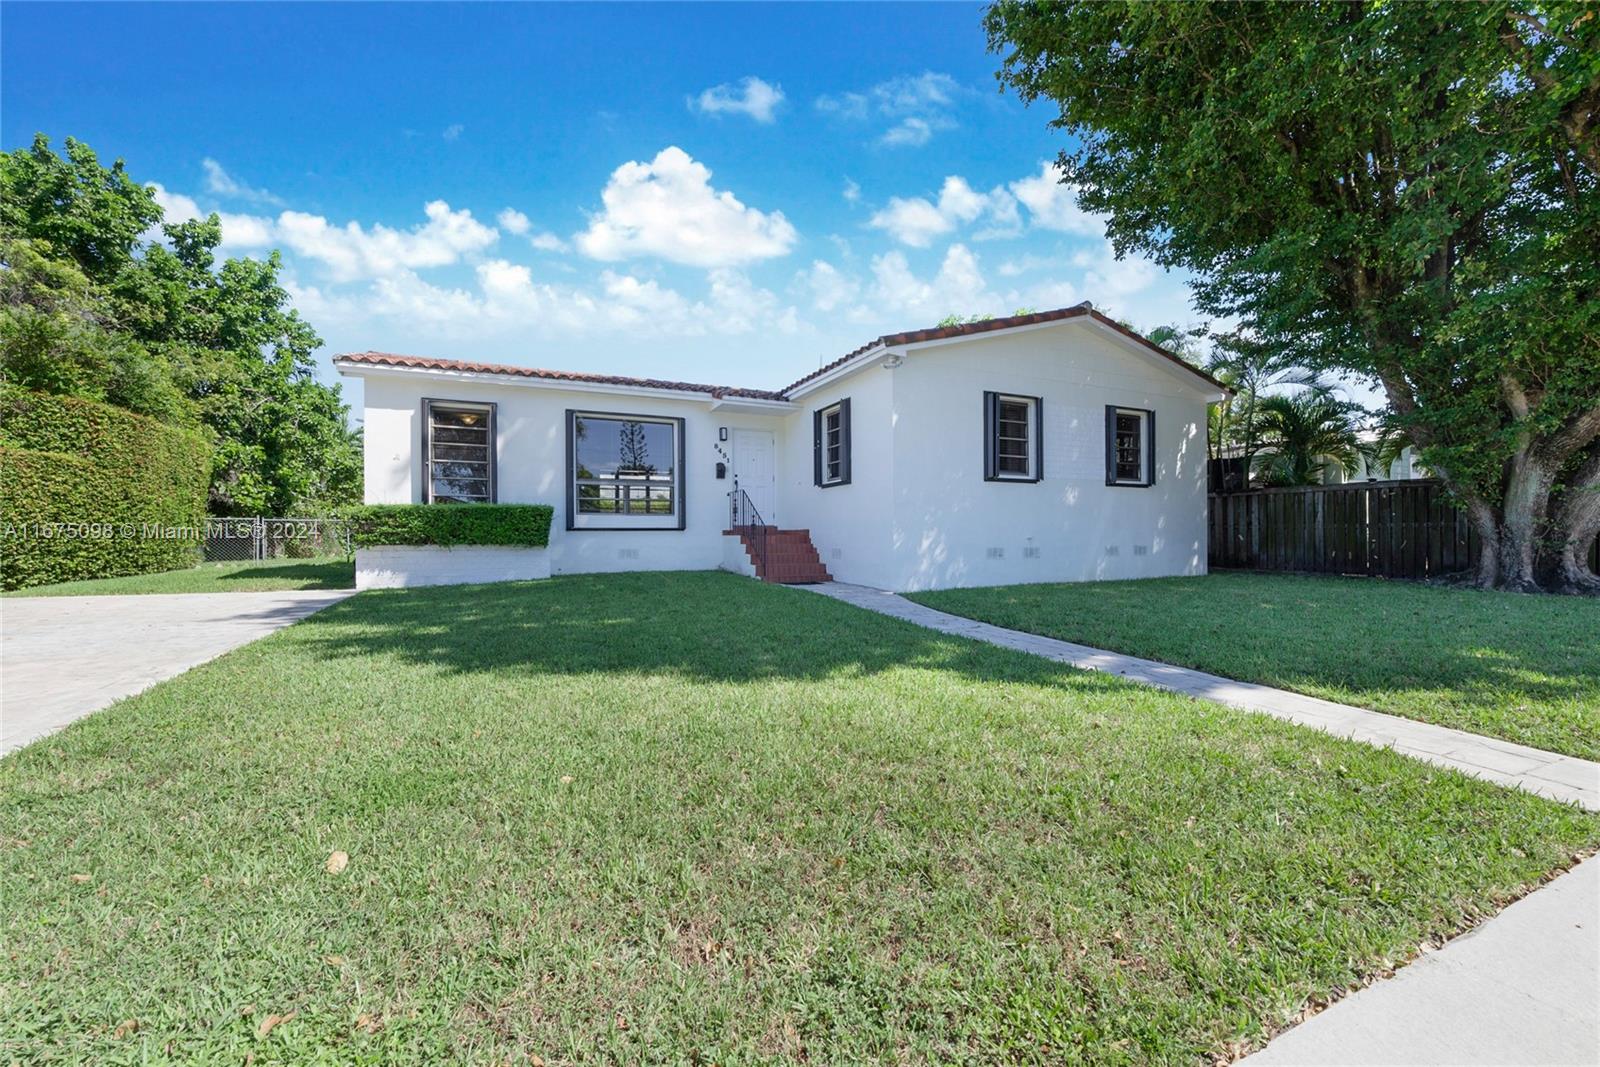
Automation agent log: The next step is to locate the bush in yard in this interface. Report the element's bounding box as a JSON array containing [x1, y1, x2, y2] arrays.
[[342, 503, 554, 548], [1, 386, 212, 589]]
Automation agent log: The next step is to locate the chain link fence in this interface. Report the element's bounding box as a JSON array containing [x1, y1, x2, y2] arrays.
[[203, 518, 352, 563]]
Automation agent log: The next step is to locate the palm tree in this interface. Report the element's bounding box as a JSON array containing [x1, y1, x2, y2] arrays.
[[1251, 392, 1364, 486]]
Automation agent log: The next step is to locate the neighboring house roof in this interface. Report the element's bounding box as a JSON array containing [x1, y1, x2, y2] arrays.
[[335, 302, 1229, 401]]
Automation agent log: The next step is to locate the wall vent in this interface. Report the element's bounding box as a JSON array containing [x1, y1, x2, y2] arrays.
[[831, 548, 842, 560], [1105, 545, 1120, 557], [1133, 544, 1149, 556], [1023, 546, 1041, 559], [618, 548, 640, 560], [986, 546, 1005, 559]]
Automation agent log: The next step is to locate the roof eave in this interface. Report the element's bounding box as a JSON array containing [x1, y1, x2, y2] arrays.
[[333, 357, 795, 410]]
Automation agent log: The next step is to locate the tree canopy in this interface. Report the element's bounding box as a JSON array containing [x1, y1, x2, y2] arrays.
[[0, 134, 360, 516], [986, 1, 1600, 592]]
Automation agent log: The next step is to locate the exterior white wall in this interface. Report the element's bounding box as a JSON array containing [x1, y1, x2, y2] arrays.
[[359, 374, 788, 577], [357, 545, 550, 589], [778, 364, 898, 587], [883, 326, 1212, 590], [349, 319, 1215, 591]]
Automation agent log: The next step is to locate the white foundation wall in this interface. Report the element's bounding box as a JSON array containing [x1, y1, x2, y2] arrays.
[[777, 365, 898, 587], [884, 326, 1211, 590], [357, 545, 551, 589], [359, 374, 789, 577]]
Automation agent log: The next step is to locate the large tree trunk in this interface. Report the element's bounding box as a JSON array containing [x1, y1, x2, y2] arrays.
[[1497, 447, 1558, 593], [1544, 445, 1600, 594]]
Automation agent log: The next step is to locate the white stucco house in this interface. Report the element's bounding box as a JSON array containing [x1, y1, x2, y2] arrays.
[[335, 303, 1228, 591]]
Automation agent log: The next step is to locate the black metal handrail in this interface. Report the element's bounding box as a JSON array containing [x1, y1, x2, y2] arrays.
[[728, 486, 769, 574]]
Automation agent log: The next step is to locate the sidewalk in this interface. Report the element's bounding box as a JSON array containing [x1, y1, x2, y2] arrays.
[[1244, 857, 1598, 1066]]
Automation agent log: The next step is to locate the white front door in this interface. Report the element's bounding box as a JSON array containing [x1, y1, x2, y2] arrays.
[[732, 429, 777, 524]]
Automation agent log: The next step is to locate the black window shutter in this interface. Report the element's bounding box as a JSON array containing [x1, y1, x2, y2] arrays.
[[1032, 398, 1043, 482], [1146, 411, 1155, 486], [839, 398, 852, 485], [1104, 405, 1117, 485], [812, 407, 823, 487], [983, 391, 998, 481]]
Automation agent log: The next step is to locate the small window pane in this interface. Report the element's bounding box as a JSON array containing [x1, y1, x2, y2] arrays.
[[994, 397, 1032, 476], [1115, 411, 1144, 482], [823, 405, 844, 482], [428, 403, 493, 502]]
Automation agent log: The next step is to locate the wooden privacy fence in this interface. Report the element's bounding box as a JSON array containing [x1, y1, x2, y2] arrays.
[[1208, 479, 1600, 579]]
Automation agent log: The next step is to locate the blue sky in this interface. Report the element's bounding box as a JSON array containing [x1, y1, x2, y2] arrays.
[[2, 2, 1207, 412]]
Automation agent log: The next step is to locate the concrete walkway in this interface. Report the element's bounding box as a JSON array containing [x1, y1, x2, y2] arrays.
[[805, 582, 1600, 812], [1244, 856, 1599, 1066], [0, 590, 353, 755]]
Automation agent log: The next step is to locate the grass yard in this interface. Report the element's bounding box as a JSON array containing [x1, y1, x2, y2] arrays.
[[909, 573, 1600, 761], [2, 572, 1595, 1064], [3, 557, 354, 597]]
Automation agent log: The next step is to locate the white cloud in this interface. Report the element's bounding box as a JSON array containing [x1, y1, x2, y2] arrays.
[[275, 200, 498, 282], [149, 182, 201, 225], [146, 182, 274, 251], [369, 269, 482, 324], [817, 72, 963, 147], [1072, 241, 1159, 300], [803, 260, 858, 313], [690, 76, 785, 123], [529, 232, 568, 253], [869, 244, 995, 320], [575, 146, 797, 268], [443, 124, 465, 142], [869, 196, 951, 248], [869, 176, 1020, 247], [215, 212, 276, 249], [880, 118, 933, 148], [1010, 162, 1106, 236], [201, 159, 283, 206], [497, 208, 531, 235], [842, 178, 861, 204]]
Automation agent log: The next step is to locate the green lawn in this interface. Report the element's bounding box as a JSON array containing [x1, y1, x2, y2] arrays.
[[3, 572, 1595, 1064], [4, 557, 354, 597], [908, 573, 1600, 761]]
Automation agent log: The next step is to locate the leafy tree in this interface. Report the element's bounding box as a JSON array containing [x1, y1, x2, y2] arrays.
[[986, 1, 1600, 592], [1251, 392, 1363, 487], [0, 237, 190, 423], [0, 135, 361, 515]]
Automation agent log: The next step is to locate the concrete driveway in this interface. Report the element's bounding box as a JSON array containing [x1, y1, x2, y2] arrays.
[[0, 589, 353, 755]]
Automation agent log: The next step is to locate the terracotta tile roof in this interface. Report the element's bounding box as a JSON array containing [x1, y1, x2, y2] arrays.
[[779, 303, 1228, 394], [333, 351, 787, 401], [335, 304, 1227, 401]]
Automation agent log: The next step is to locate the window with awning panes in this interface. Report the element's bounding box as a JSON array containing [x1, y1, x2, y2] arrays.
[[424, 400, 495, 503]]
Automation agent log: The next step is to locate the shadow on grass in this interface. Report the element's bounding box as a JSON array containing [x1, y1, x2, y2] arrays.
[[216, 560, 354, 588], [292, 570, 1134, 694]]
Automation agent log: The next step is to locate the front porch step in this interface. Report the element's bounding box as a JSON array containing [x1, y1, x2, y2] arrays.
[[726, 526, 832, 584]]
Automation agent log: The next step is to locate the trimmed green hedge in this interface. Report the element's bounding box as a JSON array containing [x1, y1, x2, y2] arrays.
[[342, 504, 554, 548], [1, 388, 213, 590]]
